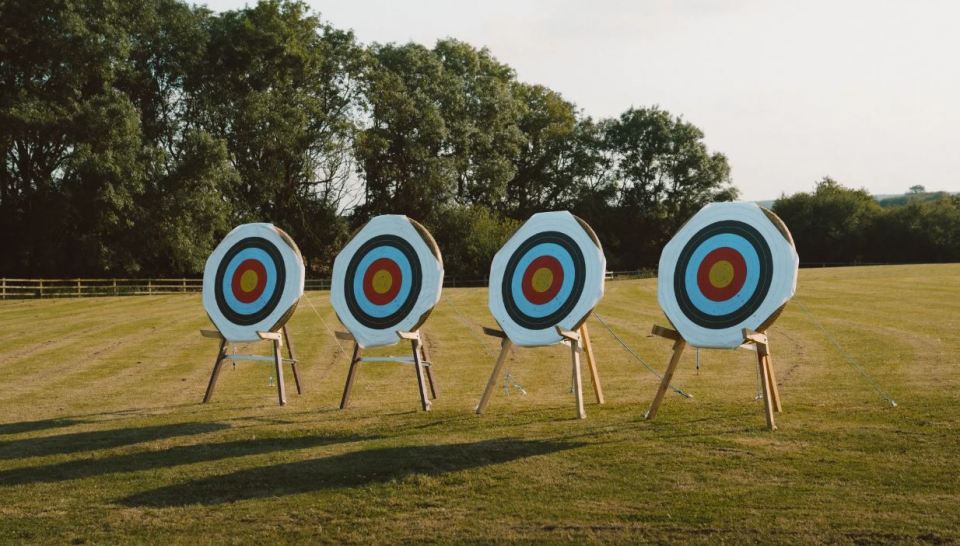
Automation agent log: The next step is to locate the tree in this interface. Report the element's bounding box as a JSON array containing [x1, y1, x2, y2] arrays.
[[597, 107, 736, 268], [772, 177, 881, 264], [354, 39, 523, 223], [188, 0, 362, 272]]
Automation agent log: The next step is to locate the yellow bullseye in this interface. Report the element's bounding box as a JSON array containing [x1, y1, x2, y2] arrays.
[[239, 269, 259, 292], [531, 267, 554, 293], [708, 260, 735, 288], [372, 269, 393, 294]]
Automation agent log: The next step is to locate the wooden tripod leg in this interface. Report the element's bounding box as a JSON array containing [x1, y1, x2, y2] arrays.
[[571, 338, 586, 419], [645, 339, 686, 420], [761, 345, 781, 413], [411, 337, 431, 411], [580, 324, 604, 404], [283, 326, 302, 395], [202, 339, 228, 403], [420, 333, 437, 399], [476, 339, 512, 415], [757, 348, 776, 430], [273, 339, 287, 406], [339, 343, 361, 410]]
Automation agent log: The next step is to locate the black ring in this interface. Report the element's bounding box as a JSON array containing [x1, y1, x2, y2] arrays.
[[214, 237, 287, 326], [344, 234, 423, 329], [501, 231, 586, 330], [673, 220, 773, 329]]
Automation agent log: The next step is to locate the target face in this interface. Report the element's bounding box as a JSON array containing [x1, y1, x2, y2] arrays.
[[489, 211, 606, 347], [658, 202, 799, 348], [203, 223, 305, 342], [331, 215, 443, 348]]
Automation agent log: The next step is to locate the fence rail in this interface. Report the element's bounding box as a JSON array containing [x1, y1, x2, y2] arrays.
[[0, 269, 657, 300]]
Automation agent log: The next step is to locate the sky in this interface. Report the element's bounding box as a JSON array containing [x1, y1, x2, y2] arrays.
[[193, 0, 960, 201]]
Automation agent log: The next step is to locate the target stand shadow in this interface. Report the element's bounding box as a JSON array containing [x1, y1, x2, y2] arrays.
[[645, 325, 781, 430], [476, 324, 604, 420], [336, 329, 437, 412], [201, 326, 303, 406]]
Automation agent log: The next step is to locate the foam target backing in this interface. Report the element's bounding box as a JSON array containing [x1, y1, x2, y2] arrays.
[[488, 211, 606, 347], [657, 202, 799, 348], [330, 215, 444, 348], [202, 223, 305, 342]]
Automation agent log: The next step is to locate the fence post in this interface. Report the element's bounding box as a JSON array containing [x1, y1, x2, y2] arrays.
[[76, 280, 81, 298], [147, 279, 152, 296], [182, 278, 186, 293], [39, 280, 44, 299], [1, 278, 5, 300], [113, 279, 117, 296]]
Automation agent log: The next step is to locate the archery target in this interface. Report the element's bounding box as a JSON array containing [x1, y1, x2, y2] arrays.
[[331, 215, 444, 348], [489, 211, 606, 347], [203, 223, 305, 342], [658, 202, 799, 349]]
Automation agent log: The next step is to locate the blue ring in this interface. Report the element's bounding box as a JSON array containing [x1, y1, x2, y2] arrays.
[[220, 247, 278, 314], [682, 233, 760, 316], [509, 243, 576, 318], [351, 246, 413, 319]]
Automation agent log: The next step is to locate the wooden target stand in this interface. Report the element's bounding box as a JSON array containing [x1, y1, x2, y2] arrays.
[[336, 329, 437, 412], [476, 324, 604, 419], [645, 325, 782, 430], [201, 326, 302, 406]]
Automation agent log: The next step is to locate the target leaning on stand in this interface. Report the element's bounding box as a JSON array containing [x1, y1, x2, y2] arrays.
[[489, 211, 606, 347], [657, 202, 799, 349], [331, 215, 444, 348], [202, 223, 306, 342]]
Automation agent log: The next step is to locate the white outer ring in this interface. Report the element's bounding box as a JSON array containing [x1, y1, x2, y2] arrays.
[[488, 211, 606, 347], [202, 223, 305, 342], [657, 202, 799, 349], [330, 215, 444, 348]]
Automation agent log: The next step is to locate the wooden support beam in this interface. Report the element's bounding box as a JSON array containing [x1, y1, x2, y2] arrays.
[[476, 338, 512, 415], [258, 331, 282, 343], [482, 326, 508, 339], [645, 338, 686, 420], [580, 324, 604, 405], [651, 324, 682, 341], [339, 343, 361, 409]]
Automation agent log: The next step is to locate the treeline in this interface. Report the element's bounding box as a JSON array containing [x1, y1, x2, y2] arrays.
[[773, 178, 960, 264], [1, 0, 736, 278]]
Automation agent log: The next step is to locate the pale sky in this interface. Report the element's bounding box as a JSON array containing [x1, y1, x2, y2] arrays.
[[194, 0, 960, 201]]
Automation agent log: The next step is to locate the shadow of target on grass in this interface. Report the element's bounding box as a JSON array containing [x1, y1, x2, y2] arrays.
[[119, 438, 583, 507], [0, 433, 375, 487], [0, 422, 228, 460]]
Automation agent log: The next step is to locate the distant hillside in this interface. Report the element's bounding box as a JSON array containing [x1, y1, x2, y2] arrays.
[[876, 191, 957, 208], [758, 191, 957, 209]]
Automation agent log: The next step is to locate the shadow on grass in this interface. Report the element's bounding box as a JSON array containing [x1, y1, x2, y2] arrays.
[[0, 422, 228, 460], [119, 438, 583, 507], [0, 418, 85, 436], [0, 433, 374, 487]]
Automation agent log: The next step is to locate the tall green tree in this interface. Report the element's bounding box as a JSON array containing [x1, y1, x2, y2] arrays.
[[597, 107, 736, 268], [354, 39, 522, 223], [188, 0, 362, 272], [772, 177, 882, 264]]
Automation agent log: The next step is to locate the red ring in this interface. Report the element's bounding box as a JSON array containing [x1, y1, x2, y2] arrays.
[[231, 259, 268, 303], [696, 247, 747, 302], [521, 255, 564, 305], [363, 258, 402, 305]]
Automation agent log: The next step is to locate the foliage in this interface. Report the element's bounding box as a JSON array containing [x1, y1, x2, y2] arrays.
[[773, 178, 960, 264], [2, 0, 736, 278], [426, 206, 520, 280], [0, 267, 958, 543]]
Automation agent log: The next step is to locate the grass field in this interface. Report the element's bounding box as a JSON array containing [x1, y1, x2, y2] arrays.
[[0, 264, 958, 544]]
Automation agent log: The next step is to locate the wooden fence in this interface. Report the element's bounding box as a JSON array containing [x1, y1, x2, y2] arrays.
[[0, 270, 656, 300]]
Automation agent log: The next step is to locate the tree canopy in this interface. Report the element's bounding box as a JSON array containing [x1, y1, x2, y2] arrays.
[[1, 0, 739, 278]]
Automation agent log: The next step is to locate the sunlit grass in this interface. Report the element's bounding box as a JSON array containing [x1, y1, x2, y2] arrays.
[[0, 264, 957, 544]]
